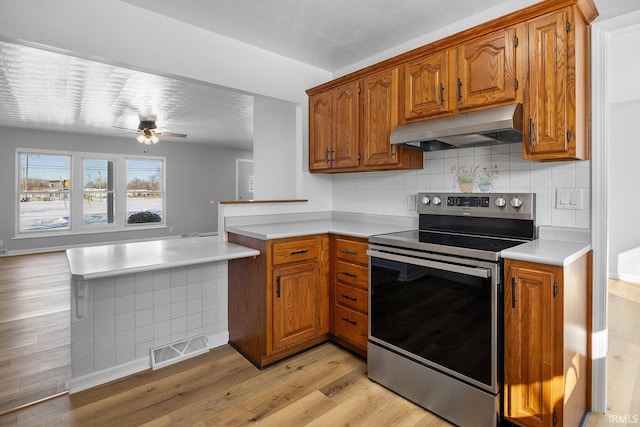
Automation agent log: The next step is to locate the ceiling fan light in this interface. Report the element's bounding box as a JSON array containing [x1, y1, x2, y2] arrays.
[[150, 134, 159, 144], [136, 134, 146, 143]]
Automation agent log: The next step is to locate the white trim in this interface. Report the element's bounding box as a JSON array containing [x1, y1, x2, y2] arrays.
[[67, 357, 150, 394], [590, 19, 609, 415], [609, 272, 640, 283], [68, 332, 229, 394]]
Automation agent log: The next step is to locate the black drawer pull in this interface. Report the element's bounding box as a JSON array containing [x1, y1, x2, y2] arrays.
[[340, 271, 357, 278], [341, 317, 358, 326], [340, 294, 357, 302], [340, 249, 358, 255], [290, 249, 309, 255]]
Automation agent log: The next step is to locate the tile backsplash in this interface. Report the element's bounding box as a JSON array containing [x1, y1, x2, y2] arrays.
[[332, 143, 591, 229]]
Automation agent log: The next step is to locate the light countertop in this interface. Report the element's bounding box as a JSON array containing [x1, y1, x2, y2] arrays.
[[501, 226, 591, 267], [225, 219, 415, 240], [66, 236, 260, 280]]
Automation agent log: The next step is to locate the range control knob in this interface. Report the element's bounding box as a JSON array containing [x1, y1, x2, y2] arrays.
[[432, 196, 442, 206], [494, 197, 507, 208], [421, 196, 430, 205], [510, 197, 523, 209]]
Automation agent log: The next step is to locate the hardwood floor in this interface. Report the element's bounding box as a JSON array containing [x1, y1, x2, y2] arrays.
[[0, 252, 637, 426], [0, 342, 452, 426], [587, 279, 640, 427], [0, 252, 71, 415]]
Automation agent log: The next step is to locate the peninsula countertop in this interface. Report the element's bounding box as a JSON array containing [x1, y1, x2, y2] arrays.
[[225, 219, 415, 240], [66, 236, 260, 280]]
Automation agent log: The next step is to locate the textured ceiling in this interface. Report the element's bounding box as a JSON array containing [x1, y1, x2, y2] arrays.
[[0, 41, 255, 149], [0, 0, 636, 150]]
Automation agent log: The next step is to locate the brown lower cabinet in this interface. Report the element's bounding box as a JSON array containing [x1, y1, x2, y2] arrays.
[[227, 232, 371, 367], [227, 233, 329, 367], [503, 251, 592, 427], [330, 235, 369, 357]]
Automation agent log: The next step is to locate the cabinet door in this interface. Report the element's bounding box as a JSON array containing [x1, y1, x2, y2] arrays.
[[309, 91, 333, 171], [504, 262, 560, 427], [524, 9, 570, 158], [403, 50, 451, 120], [272, 261, 319, 352], [457, 27, 517, 110], [332, 81, 360, 169], [362, 67, 400, 166]]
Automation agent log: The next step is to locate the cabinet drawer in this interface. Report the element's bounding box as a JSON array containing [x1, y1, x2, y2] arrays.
[[336, 282, 368, 313], [335, 238, 369, 265], [272, 238, 321, 265], [335, 261, 368, 290], [334, 305, 368, 349]]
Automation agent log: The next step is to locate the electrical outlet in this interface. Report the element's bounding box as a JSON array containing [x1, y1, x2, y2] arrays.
[[0, 239, 3, 246]]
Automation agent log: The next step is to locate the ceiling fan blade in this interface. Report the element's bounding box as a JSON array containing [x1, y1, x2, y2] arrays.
[[112, 125, 140, 133], [156, 131, 187, 138]]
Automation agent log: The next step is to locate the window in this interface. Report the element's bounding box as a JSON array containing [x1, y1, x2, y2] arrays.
[[18, 153, 71, 232], [16, 149, 165, 236], [83, 159, 116, 226], [126, 159, 164, 224]]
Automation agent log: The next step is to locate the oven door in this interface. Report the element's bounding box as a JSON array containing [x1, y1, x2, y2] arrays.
[[367, 245, 500, 393]]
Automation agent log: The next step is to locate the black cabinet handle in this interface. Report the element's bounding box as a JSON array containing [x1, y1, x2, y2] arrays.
[[439, 82, 445, 106], [340, 271, 357, 278], [276, 276, 281, 298], [341, 317, 358, 326], [511, 277, 517, 308], [290, 249, 309, 255], [457, 78, 463, 101], [341, 294, 357, 302], [340, 249, 358, 255], [529, 118, 535, 146]]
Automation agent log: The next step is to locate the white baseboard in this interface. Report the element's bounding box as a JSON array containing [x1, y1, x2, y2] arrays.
[[609, 272, 640, 284], [68, 332, 230, 394], [67, 357, 150, 394]]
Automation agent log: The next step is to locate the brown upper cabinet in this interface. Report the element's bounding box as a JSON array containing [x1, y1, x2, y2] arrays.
[[309, 81, 360, 171], [523, 6, 589, 161], [309, 70, 422, 173], [307, 0, 598, 167], [403, 26, 522, 122]]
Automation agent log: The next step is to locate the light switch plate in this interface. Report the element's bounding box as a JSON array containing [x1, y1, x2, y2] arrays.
[[556, 188, 583, 210]]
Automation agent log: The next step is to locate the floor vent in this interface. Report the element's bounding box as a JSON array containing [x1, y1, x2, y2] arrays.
[[150, 335, 208, 370], [0, 250, 7, 257]]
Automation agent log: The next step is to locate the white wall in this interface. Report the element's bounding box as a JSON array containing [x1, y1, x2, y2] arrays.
[[607, 23, 640, 281], [253, 98, 297, 199], [0, 126, 251, 253]]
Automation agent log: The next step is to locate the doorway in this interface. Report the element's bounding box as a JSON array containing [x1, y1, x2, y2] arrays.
[[236, 159, 254, 201]]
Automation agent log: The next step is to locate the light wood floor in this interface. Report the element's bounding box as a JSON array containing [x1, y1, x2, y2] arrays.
[[0, 252, 637, 426], [0, 252, 71, 415]]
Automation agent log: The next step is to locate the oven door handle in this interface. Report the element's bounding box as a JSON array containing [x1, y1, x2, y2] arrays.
[[367, 249, 491, 278]]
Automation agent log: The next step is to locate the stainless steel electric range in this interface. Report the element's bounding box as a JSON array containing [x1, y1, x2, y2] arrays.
[[367, 192, 536, 427]]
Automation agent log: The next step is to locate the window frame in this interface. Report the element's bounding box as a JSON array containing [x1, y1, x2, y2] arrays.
[[15, 148, 167, 238]]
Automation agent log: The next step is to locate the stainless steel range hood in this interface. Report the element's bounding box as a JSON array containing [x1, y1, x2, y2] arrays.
[[391, 103, 523, 152]]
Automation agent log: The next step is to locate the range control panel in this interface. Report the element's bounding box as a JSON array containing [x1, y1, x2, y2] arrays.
[[447, 196, 491, 207], [417, 192, 535, 220]]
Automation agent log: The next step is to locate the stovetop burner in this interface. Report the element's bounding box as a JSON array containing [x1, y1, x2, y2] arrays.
[[419, 230, 527, 252]]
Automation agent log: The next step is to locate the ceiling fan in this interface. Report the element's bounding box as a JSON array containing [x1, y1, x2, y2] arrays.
[[114, 120, 187, 145]]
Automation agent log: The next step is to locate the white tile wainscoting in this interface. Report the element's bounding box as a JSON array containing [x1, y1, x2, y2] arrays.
[[332, 143, 592, 229], [68, 261, 229, 393]]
